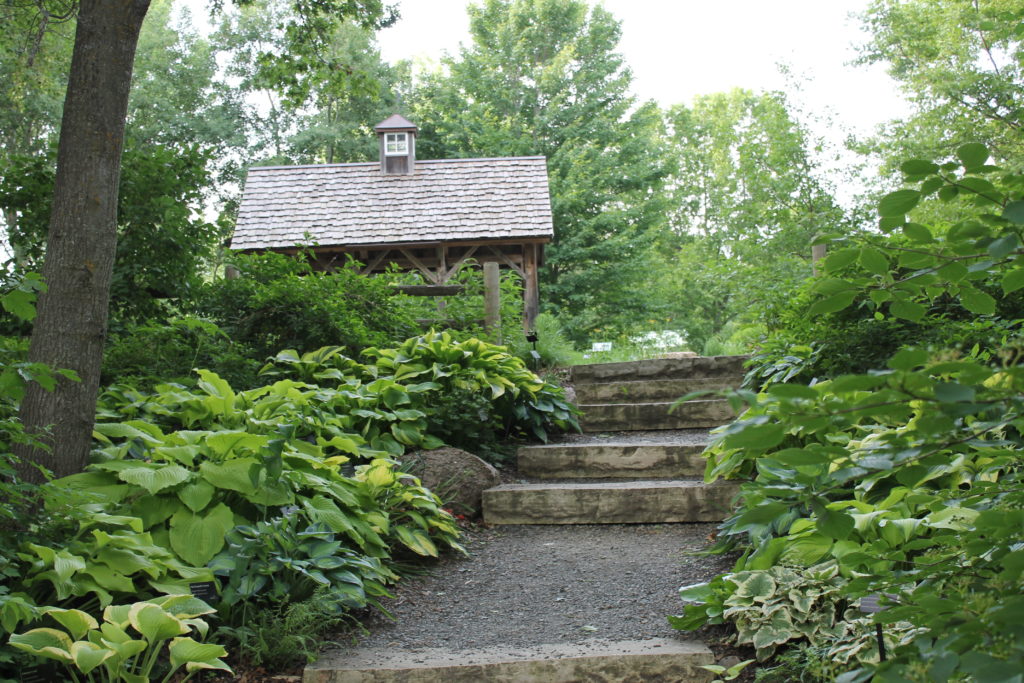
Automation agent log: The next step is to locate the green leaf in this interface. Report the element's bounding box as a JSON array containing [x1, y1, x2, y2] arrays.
[[823, 248, 859, 271], [889, 299, 926, 322], [722, 423, 785, 451], [878, 189, 921, 217], [395, 525, 438, 557], [40, 608, 98, 641], [900, 159, 939, 176], [959, 285, 996, 315], [69, 641, 112, 674], [117, 464, 191, 494], [987, 233, 1019, 259], [934, 382, 975, 403], [8, 628, 74, 663], [168, 637, 232, 673], [128, 603, 186, 643], [902, 223, 933, 242], [1001, 268, 1024, 295], [956, 142, 989, 169], [199, 458, 258, 495], [177, 480, 215, 512], [1002, 200, 1024, 224], [808, 291, 856, 316], [816, 507, 855, 540], [859, 247, 889, 275], [168, 503, 235, 567]]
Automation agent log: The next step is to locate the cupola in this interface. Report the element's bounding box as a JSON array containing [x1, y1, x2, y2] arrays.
[[374, 114, 417, 175]]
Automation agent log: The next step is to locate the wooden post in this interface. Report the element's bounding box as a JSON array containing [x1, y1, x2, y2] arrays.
[[812, 241, 827, 277], [523, 243, 540, 333], [484, 261, 501, 342], [225, 265, 240, 280]]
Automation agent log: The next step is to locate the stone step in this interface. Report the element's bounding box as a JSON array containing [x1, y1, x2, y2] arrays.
[[580, 399, 733, 432], [574, 376, 742, 404], [518, 441, 707, 479], [571, 355, 748, 384], [482, 480, 739, 525], [304, 638, 714, 682]]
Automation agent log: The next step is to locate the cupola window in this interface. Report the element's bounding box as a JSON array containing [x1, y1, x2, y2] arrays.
[[385, 133, 408, 156]]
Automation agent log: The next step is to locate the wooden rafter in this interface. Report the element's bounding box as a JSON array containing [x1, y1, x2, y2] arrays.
[[444, 245, 479, 282], [400, 248, 440, 283], [487, 245, 526, 279], [360, 248, 392, 275]]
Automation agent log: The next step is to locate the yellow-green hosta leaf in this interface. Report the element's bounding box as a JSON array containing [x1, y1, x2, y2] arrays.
[[128, 603, 186, 643], [69, 640, 113, 674], [177, 480, 216, 512], [364, 462, 397, 487], [303, 495, 357, 535], [8, 628, 74, 662], [395, 525, 438, 557], [169, 503, 235, 567], [101, 607, 132, 632], [83, 564, 135, 593], [40, 607, 98, 640], [147, 594, 216, 619], [116, 464, 191, 495], [168, 637, 232, 673], [199, 458, 258, 495]]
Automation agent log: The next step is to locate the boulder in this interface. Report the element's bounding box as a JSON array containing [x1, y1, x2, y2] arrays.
[[401, 447, 500, 518]]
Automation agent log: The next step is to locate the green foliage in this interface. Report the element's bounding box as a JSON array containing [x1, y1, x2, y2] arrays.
[[215, 588, 354, 670], [102, 317, 261, 391], [1, 143, 222, 322], [411, 0, 671, 343], [10, 596, 230, 681], [192, 252, 419, 362], [857, 0, 1024, 169], [674, 153, 1024, 681]]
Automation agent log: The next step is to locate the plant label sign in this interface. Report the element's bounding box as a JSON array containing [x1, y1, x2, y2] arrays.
[[190, 581, 219, 602], [591, 342, 612, 352]]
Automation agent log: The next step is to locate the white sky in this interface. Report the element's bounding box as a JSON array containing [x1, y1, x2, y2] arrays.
[[376, 0, 910, 140]]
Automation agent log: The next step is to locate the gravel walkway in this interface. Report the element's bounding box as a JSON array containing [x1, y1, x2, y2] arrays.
[[331, 522, 731, 655], [555, 429, 715, 447]]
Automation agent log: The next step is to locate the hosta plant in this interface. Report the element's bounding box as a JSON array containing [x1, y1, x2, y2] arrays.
[[9, 595, 229, 682]]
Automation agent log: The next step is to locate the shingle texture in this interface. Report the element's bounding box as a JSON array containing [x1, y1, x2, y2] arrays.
[[231, 157, 554, 251]]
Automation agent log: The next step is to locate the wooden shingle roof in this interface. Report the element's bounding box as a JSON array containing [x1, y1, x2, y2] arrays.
[[230, 156, 554, 251]]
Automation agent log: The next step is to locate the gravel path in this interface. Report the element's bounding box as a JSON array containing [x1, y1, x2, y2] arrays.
[[332, 522, 731, 655]]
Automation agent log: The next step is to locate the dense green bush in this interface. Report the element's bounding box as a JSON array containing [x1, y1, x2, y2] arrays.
[[102, 316, 262, 390], [674, 147, 1024, 681], [192, 252, 420, 360]]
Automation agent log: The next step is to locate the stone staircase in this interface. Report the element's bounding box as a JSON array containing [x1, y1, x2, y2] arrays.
[[305, 355, 746, 683], [482, 355, 745, 526]]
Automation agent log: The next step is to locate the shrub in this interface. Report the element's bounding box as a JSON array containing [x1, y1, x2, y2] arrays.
[[192, 252, 419, 359]]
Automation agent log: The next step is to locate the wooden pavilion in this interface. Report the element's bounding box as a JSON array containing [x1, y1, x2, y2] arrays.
[[230, 115, 554, 331]]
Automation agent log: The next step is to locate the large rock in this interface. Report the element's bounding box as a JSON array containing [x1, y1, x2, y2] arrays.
[[401, 447, 500, 518]]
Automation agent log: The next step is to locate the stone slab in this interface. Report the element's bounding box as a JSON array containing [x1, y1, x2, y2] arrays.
[[482, 480, 739, 525], [570, 355, 748, 384], [580, 400, 734, 432], [304, 638, 714, 683], [574, 377, 742, 404], [518, 442, 707, 479]]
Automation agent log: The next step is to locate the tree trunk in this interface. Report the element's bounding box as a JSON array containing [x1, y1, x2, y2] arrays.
[[13, 0, 151, 483]]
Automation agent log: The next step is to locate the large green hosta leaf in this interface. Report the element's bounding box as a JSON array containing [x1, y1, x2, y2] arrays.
[[168, 504, 235, 567]]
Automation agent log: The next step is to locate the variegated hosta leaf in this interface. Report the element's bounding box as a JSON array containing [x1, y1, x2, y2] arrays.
[[8, 628, 74, 662]]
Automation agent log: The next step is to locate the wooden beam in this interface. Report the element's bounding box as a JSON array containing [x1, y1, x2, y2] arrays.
[[360, 248, 392, 275], [445, 245, 479, 281], [487, 245, 526, 279], [400, 249, 440, 283], [393, 285, 465, 296]]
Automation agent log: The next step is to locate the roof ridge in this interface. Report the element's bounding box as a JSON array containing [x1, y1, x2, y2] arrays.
[[248, 156, 547, 172]]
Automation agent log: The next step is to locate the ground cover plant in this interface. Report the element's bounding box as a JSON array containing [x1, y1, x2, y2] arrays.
[[0, 325, 576, 679], [672, 146, 1024, 682]]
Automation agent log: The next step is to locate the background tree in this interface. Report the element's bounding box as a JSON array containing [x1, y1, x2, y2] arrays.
[[13, 0, 397, 483], [411, 0, 671, 343], [856, 0, 1024, 168], [655, 89, 848, 351]]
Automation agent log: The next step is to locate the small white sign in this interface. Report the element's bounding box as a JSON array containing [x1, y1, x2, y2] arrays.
[[591, 342, 613, 352]]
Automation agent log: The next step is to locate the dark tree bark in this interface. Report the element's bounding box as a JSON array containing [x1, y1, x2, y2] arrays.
[[14, 0, 151, 483]]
